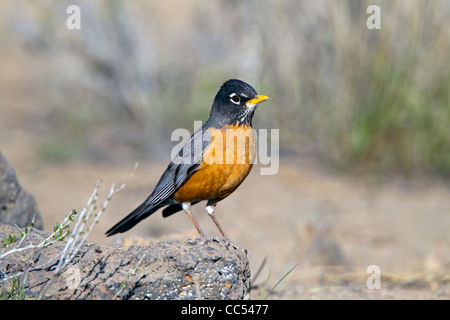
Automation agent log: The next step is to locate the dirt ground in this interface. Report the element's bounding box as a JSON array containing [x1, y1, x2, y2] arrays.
[[2, 142, 449, 299]]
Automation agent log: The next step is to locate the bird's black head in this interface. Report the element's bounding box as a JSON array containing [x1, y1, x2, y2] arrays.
[[208, 79, 269, 127]]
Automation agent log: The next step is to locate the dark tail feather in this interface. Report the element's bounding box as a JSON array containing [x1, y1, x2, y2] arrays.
[[161, 201, 201, 218], [106, 201, 166, 237]]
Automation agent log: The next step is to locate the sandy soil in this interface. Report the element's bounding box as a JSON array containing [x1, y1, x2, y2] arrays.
[[3, 149, 449, 299]]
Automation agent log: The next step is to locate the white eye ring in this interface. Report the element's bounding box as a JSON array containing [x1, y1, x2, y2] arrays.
[[230, 93, 241, 105]]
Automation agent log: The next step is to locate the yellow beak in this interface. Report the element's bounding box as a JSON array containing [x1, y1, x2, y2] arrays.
[[246, 95, 270, 107]]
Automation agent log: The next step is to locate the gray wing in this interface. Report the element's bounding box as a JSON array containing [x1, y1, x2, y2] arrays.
[[141, 128, 211, 207], [105, 128, 211, 236]]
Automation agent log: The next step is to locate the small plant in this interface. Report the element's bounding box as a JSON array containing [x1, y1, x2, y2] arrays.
[[2, 234, 18, 249], [259, 265, 296, 300], [113, 253, 147, 300], [1, 276, 27, 300], [0, 164, 137, 299]]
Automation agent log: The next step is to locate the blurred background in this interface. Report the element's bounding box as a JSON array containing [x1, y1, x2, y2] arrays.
[[0, 0, 449, 299]]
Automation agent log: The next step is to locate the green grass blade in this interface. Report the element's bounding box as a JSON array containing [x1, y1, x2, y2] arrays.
[[259, 269, 271, 300], [264, 264, 296, 300]]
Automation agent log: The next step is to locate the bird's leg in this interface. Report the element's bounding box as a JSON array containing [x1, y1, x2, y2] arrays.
[[182, 202, 204, 237], [205, 203, 229, 240]]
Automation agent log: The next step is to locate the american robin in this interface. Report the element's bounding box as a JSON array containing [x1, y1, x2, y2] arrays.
[[106, 79, 269, 239]]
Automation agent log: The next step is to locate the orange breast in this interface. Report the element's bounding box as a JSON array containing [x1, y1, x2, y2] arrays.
[[173, 124, 257, 203]]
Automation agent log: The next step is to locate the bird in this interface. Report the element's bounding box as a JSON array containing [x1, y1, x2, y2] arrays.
[[106, 79, 270, 239]]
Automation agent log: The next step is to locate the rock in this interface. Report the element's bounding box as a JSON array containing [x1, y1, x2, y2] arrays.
[[0, 151, 43, 229], [0, 223, 251, 300]]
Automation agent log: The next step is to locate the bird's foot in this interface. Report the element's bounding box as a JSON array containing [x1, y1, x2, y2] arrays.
[[190, 234, 247, 254], [221, 236, 247, 254]]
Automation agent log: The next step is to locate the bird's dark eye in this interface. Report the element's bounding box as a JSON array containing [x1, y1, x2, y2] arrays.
[[230, 94, 240, 104]]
